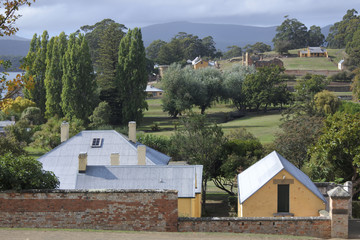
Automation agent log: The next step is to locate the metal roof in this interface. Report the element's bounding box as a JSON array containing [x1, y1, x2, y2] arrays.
[[38, 130, 171, 189], [238, 151, 326, 204], [0, 121, 15, 132], [76, 165, 203, 198], [145, 85, 163, 92], [308, 47, 327, 53]]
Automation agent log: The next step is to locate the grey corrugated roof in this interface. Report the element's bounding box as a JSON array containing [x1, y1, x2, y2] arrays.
[[38, 130, 171, 189], [76, 165, 203, 198], [145, 85, 163, 92], [238, 151, 326, 204], [308, 47, 327, 53]]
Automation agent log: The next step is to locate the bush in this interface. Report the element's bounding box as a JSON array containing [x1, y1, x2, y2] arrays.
[[0, 134, 26, 156], [89, 101, 111, 128], [328, 71, 354, 82], [5, 119, 34, 144], [21, 107, 43, 125], [0, 152, 59, 190], [338, 101, 360, 114], [138, 134, 171, 155]]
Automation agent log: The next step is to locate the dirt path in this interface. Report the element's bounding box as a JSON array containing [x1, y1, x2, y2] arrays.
[[0, 228, 318, 240]]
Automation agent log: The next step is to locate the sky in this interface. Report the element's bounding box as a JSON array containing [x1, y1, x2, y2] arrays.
[[14, 0, 359, 39]]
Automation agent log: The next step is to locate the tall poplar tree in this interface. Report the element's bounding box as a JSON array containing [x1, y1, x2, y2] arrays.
[[117, 28, 148, 124], [61, 33, 95, 121], [23, 30, 49, 115], [44, 32, 67, 118]]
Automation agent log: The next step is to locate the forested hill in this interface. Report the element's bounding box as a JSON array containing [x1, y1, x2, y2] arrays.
[[0, 35, 30, 56]]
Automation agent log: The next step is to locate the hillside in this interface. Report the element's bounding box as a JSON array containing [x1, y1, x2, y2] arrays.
[[0, 36, 30, 56]]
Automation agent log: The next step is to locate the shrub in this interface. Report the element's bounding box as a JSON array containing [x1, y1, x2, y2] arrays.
[[21, 107, 43, 125], [89, 101, 111, 128]]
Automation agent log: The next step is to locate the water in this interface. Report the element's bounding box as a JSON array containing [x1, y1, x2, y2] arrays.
[[1, 71, 24, 98]]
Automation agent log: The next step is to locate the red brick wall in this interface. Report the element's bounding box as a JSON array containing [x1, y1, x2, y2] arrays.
[[0, 190, 178, 232], [178, 217, 331, 239]]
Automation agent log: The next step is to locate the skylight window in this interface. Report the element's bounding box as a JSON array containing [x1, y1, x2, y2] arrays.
[[91, 138, 102, 148]]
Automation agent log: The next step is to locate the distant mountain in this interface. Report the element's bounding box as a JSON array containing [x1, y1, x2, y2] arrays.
[[0, 35, 30, 56], [142, 21, 332, 51]]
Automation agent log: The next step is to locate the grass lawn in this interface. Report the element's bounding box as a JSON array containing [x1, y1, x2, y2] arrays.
[[281, 57, 338, 70], [25, 146, 47, 159]]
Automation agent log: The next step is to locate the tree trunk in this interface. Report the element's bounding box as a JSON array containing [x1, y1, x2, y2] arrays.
[[201, 179, 207, 215]]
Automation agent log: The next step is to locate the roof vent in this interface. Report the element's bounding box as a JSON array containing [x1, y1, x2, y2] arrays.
[[91, 138, 102, 148]]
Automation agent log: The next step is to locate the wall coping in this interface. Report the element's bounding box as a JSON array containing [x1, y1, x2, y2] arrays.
[[0, 189, 178, 194], [179, 216, 331, 222]]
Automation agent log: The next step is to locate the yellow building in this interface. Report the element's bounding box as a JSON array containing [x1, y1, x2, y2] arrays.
[[299, 47, 328, 58], [145, 85, 164, 98], [238, 151, 326, 217]]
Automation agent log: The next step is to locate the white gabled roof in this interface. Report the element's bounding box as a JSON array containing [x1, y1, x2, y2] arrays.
[[237, 151, 326, 204], [145, 85, 163, 92]]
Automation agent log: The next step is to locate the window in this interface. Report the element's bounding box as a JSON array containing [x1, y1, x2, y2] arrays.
[[277, 184, 289, 212], [91, 138, 102, 148]]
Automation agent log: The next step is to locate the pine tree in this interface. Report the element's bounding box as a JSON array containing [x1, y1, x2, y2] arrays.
[[44, 32, 67, 118], [61, 33, 95, 122], [117, 28, 148, 124]]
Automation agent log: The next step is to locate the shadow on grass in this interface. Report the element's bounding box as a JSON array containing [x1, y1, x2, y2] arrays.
[[204, 193, 232, 217]]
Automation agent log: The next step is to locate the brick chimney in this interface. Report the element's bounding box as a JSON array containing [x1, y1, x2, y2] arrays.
[[110, 153, 120, 165], [61, 121, 69, 142], [128, 121, 136, 143], [137, 145, 146, 165], [78, 152, 87, 173]]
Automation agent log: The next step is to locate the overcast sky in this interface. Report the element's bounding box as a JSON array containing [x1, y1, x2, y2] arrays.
[[14, 0, 359, 39]]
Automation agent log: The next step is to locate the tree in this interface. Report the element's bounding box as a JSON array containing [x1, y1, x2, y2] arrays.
[[308, 112, 360, 196], [352, 68, 360, 101], [222, 64, 255, 112], [223, 45, 242, 59], [326, 9, 360, 49], [0, 0, 34, 37], [161, 64, 194, 118], [80, 19, 127, 70], [244, 42, 271, 54], [345, 28, 360, 70], [170, 113, 226, 213], [89, 101, 111, 128], [117, 28, 148, 124], [308, 25, 325, 46], [192, 67, 223, 114], [274, 115, 324, 169], [243, 66, 290, 111], [273, 16, 308, 53], [21, 106, 42, 125], [146, 39, 167, 62], [214, 129, 263, 195], [1, 96, 35, 118], [61, 33, 96, 122], [44, 32, 67, 118], [23, 30, 49, 114], [313, 90, 340, 116], [0, 152, 59, 190], [0, 134, 26, 156], [96, 21, 126, 124]]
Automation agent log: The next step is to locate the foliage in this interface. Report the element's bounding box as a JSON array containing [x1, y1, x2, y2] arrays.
[[307, 25, 325, 46], [242, 66, 290, 111], [138, 134, 171, 155], [345, 27, 360, 70], [222, 64, 256, 111], [274, 115, 324, 169], [352, 68, 360, 101], [5, 118, 35, 144], [338, 100, 360, 114], [244, 42, 271, 54], [313, 90, 340, 116], [0, 0, 34, 37], [326, 9, 360, 49], [20, 106, 43, 125], [61, 33, 96, 122], [327, 70, 354, 82], [80, 19, 127, 70], [170, 113, 226, 211], [213, 128, 264, 195], [0, 152, 59, 190], [308, 112, 360, 196], [31, 117, 84, 150], [156, 32, 220, 65], [89, 101, 111, 128], [146, 39, 167, 62], [223, 45, 242, 59], [117, 28, 148, 124], [45, 32, 67, 118], [0, 134, 26, 156], [1, 96, 36, 117]]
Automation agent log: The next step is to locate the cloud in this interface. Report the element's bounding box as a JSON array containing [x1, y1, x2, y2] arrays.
[[13, 0, 359, 38]]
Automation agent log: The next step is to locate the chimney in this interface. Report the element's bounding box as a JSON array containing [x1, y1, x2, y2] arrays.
[[61, 121, 70, 142], [110, 152, 120, 165], [11, 116, 15, 122], [128, 121, 136, 143], [137, 145, 146, 165], [78, 152, 87, 173]]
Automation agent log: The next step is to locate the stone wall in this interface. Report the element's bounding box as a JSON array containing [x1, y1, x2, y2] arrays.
[[0, 189, 178, 232], [178, 217, 331, 239]]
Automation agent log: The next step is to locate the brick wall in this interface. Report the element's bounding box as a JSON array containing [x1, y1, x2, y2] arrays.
[[178, 217, 331, 239], [0, 189, 178, 232]]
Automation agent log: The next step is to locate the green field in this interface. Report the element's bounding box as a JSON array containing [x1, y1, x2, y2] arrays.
[[281, 57, 338, 70]]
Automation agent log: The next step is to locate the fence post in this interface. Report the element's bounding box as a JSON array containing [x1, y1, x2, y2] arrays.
[[328, 186, 351, 239]]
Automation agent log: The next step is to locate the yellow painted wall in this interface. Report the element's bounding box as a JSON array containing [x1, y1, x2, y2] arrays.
[[238, 169, 325, 217], [178, 194, 202, 217], [194, 61, 208, 69]]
